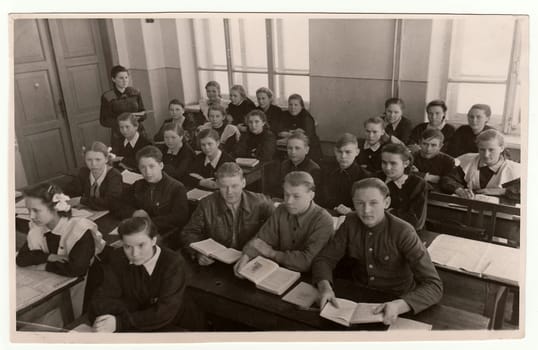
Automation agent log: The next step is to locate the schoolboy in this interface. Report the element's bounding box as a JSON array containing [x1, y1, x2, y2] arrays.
[[412, 129, 456, 186], [357, 116, 393, 172]]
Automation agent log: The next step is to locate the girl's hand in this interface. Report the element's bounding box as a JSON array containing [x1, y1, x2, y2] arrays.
[[47, 254, 68, 263], [334, 204, 352, 215], [93, 314, 117, 333], [455, 187, 474, 199]]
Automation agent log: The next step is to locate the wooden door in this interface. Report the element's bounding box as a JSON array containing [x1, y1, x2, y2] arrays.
[[14, 19, 76, 183], [48, 19, 111, 167]]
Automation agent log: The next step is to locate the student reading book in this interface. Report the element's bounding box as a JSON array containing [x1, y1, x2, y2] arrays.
[[320, 300, 383, 327], [237, 256, 300, 296]]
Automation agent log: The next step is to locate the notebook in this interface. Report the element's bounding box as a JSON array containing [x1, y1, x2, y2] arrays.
[[187, 188, 213, 201], [282, 282, 319, 309], [238, 256, 300, 296], [189, 238, 242, 264], [236, 158, 260, 168], [320, 299, 383, 327], [121, 169, 143, 185]]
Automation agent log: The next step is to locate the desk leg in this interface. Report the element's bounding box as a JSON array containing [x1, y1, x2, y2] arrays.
[[59, 289, 75, 326], [484, 284, 508, 330]]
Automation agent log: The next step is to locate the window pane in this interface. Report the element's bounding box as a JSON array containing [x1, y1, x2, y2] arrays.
[[232, 72, 268, 101], [272, 18, 309, 73], [229, 18, 267, 72], [274, 75, 310, 107], [198, 71, 230, 99], [450, 17, 514, 80], [446, 82, 506, 128], [193, 19, 227, 70]]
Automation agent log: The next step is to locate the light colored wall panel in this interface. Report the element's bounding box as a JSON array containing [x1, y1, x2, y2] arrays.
[[398, 81, 428, 125], [399, 19, 432, 82]]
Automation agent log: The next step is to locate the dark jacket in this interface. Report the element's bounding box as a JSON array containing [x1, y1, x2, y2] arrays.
[[158, 143, 196, 183], [384, 116, 414, 144], [234, 128, 277, 162]]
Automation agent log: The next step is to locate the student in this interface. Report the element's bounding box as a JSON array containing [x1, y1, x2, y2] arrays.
[[16, 183, 105, 277], [119, 146, 189, 248], [311, 178, 443, 325], [187, 128, 234, 190], [200, 104, 241, 155], [157, 121, 196, 183], [382, 97, 414, 144], [378, 143, 428, 231], [408, 99, 456, 152], [89, 217, 189, 332], [441, 129, 521, 200], [112, 112, 151, 172], [357, 116, 394, 173], [319, 133, 371, 215], [412, 129, 456, 187], [181, 162, 275, 265], [446, 104, 495, 157], [255, 87, 284, 134], [278, 131, 321, 196], [234, 110, 277, 162], [100, 65, 145, 149], [199, 80, 229, 121], [227, 84, 256, 128], [277, 94, 323, 163], [65, 141, 123, 214], [234, 171, 334, 273], [153, 99, 196, 146]]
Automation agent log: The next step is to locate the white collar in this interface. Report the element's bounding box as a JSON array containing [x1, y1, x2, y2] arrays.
[[204, 150, 222, 168], [124, 132, 140, 147], [386, 174, 409, 189], [479, 156, 505, 173], [139, 245, 161, 276], [89, 167, 108, 186], [364, 140, 381, 151], [49, 217, 70, 237]]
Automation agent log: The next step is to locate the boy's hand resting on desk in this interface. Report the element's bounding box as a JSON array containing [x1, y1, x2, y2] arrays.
[[475, 188, 506, 196], [197, 253, 215, 266], [250, 238, 276, 259], [233, 254, 250, 278], [317, 280, 339, 308], [373, 299, 411, 325], [199, 178, 218, 190], [47, 254, 68, 263], [334, 204, 352, 215], [93, 314, 116, 332], [455, 187, 474, 199]]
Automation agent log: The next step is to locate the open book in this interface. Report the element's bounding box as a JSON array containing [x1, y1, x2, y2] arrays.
[[189, 238, 242, 264], [238, 256, 300, 295], [282, 282, 319, 309], [121, 169, 143, 185], [320, 299, 383, 327], [332, 216, 346, 231], [187, 188, 213, 201], [427, 234, 519, 286], [388, 317, 432, 331], [236, 158, 260, 168], [474, 194, 500, 204]]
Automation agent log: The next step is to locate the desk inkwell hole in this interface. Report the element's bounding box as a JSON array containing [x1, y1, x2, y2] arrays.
[[215, 280, 222, 287]]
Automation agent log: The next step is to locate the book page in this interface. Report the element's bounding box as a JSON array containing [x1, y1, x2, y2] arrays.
[[121, 170, 143, 185], [16, 198, 25, 208], [236, 158, 259, 167], [282, 282, 319, 309], [320, 298, 357, 327], [350, 302, 384, 324], [332, 216, 346, 231], [69, 323, 95, 333], [211, 248, 242, 264], [239, 256, 278, 285], [482, 244, 520, 285], [257, 267, 300, 295], [388, 317, 432, 331], [71, 208, 94, 218], [189, 238, 226, 256], [427, 234, 490, 274], [187, 188, 213, 201]]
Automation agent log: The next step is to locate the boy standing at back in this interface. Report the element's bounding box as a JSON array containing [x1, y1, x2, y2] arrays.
[[412, 129, 455, 188]]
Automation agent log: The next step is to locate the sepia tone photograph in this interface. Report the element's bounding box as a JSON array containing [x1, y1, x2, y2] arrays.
[[5, 4, 531, 348]]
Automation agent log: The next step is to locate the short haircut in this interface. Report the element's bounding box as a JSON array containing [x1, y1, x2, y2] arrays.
[[23, 183, 71, 218], [288, 93, 305, 108], [162, 121, 185, 137], [256, 87, 274, 100], [208, 103, 226, 116], [284, 171, 315, 192], [118, 216, 158, 239], [476, 129, 505, 147], [351, 178, 390, 199], [168, 99, 185, 109], [421, 128, 445, 143], [381, 143, 413, 163], [287, 130, 310, 147], [198, 128, 220, 143], [216, 162, 244, 180], [246, 109, 267, 123], [426, 99, 447, 113], [117, 112, 139, 127], [83, 141, 110, 158], [230, 85, 248, 99], [110, 65, 128, 78], [136, 145, 163, 163], [384, 97, 406, 110], [363, 116, 385, 128], [205, 81, 222, 96], [335, 133, 359, 149], [469, 104, 492, 117]]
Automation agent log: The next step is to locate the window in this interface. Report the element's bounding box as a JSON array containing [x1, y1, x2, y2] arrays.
[[446, 17, 524, 135], [192, 18, 310, 107]]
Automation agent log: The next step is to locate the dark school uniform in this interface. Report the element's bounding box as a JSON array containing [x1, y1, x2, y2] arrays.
[[384, 116, 414, 144], [227, 98, 257, 125], [311, 212, 443, 314], [412, 151, 456, 179], [319, 162, 371, 209], [356, 135, 392, 173], [185, 151, 235, 188], [279, 157, 322, 190], [158, 143, 196, 183], [377, 173, 428, 231], [446, 125, 495, 157], [113, 133, 152, 172], [153, 115, 197, 146], [212, 123, 241, 155], [89, 246, 188, 332], [278, 109, 323, 163], [234, 128, 276, 162], [408, 122, 456, 152], [256, 104, 284, 135]]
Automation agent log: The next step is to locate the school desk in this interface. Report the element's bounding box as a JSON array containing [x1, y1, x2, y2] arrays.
[[184, 260, 490, 331]]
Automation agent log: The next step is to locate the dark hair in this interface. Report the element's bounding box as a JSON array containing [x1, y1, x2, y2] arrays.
[[216, 162, 244, 180], [23, 183, 72, 218], [288, 94, 305, 108], [205, 81, 222, 97], [287, 130, 310, 147], [136, 145, 163, 163], [256, 87, 274, 100], [117, 112, 139, 127], [469, 104, 492, 118], [284, 171, 315, 192], [384, 97, 406, 110], [198, 128, 220, 143], [335, 133, 359, 149], [381, 143, 414, 169], [426, 99, 448, 113], [351, 178, 390, 199], [364, 116, 385, 128], [208, 103, 227, 116], [110, 65, 128, 78], [246, 109, 267, 123], [230, 85, 248, 100], [162, 121, 185, 137], [118, 216, 158, 239], [168, 99, 185, 109], [421, 128, 445, 143]]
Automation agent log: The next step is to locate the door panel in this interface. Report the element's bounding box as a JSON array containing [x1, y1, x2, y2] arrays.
[[13, 19, 46, 65], [14, 70, 58, 124], [27, 129, 72, 180]]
